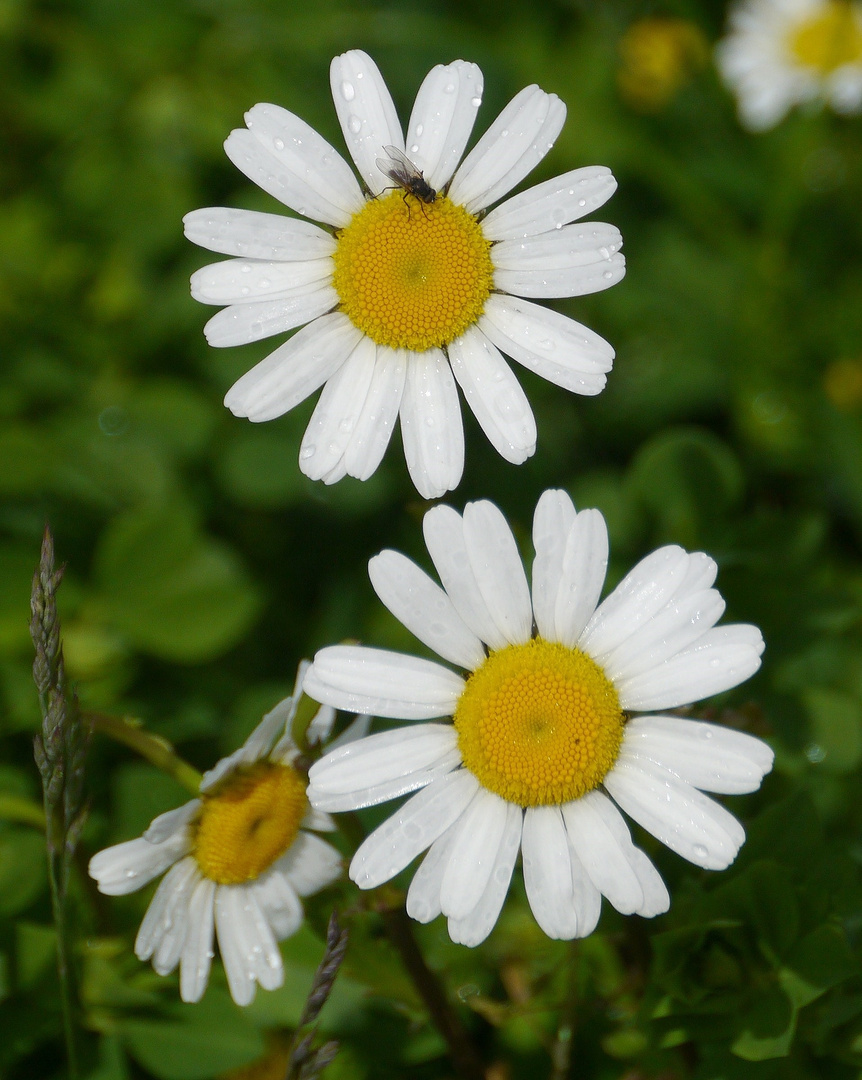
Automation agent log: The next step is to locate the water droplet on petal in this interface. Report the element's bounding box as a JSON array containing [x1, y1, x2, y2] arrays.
[[348, 115, 362, 135], [301, 445, 316, 460], [340, 81, 355, 101], [444, 82, 455, 94], [415, 123, 424, 137], [410, 143, 419, 154], [602, 270, 614, 280], [273, 137, 285, 151], [470, 96, 482, 108], [693, 843, 708, 860]]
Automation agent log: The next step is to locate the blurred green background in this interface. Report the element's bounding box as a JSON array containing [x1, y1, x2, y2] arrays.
[[2, 0, 862, 1077]]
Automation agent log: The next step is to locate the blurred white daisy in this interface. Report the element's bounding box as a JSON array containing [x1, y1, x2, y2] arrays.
[[89, 675, 342, 1006], [717, 0, 862, 130], [303, 491, 772, 946], [184, 50, 624, 499]]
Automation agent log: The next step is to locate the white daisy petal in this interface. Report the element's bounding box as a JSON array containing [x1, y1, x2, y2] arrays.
[[448, 326, 537, 465], [300, 335, 377, 482], [234, 885, 284, 995], [407, 60, 483, 190], [565, 841, 603, 937], [493, 226, 625, 299], [343, 345, 407, 481], [618, 624, 765, 712], [580, 546, 691, 661], [369, 549, 486, 669], [674, 551, 718, 596], [447, 802, 522, 947], [423, 504, 510, 650], [463, 500, 533, 645], [143, 801, 201, 844], [604, 758, 746, 870], [190, 257, 333, 305], [406, 822, 458, 924], [305, 644, 465, 719], [621, 716, 774, 795], [479, 295, 613, 396], [183, 208, 337, 260], [440, 788, 509, 920], [331, 50, 404, 195], [224, 122, 361, 229], [214, 888, 254, 1006], [448, 86, 567, 213], [243, 103, 366, 218], [203, 286, 337, 347], [308, 724, 460, 805], [563, 791, 669, 917], [603, 589, 726, 685], [349, 770, 480, 888], [252, 869, 304, 939], [554, 509, 610, 647], [179, 877, 216, 1003], [224, 312, 362, 423], [400, 349, 465, 500], [531, 489, 578, 640], [275, 832, 342, 897], [522, 806, 579, 939], [481, 166, 618, 240], [135, 858, 199, 965], [90, 832, 190, 896]]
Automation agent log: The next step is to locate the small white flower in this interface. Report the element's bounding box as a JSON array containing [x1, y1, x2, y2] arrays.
[[717, 0, 862, 130], [304, 491, 773, 946], [185, 50, 624, 499], [89, 670, 342, 1006]]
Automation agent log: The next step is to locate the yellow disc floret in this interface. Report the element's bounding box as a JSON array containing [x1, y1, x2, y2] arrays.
[[454, 639, 625, 807], [332, 191, 494, 352], [193, 762, 307, 885], [789, 2, 862, 74]]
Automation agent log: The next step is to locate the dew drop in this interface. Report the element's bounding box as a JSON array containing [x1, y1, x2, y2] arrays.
[[240, 286, 250, 296], [348, 115, 362, 135], [338, 418, 354, 434], [598, 247, 610, 260], [602, 271, 614, 280], [470, 96, 482, 108], [415, 123, 424, 137], [443, 82, 455, 94], [301, 445, 315, 459], [240, 263, 252, 273], [578, 198, 586, 207], [340, 80, 355, 101], [257, 278, 270, 288], [273, 136, 285, 151], [693, 843, 708, 860], [501, 128, 509, 138]]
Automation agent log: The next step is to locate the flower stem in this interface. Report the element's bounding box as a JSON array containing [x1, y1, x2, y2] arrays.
[[86, 712, 202, 794], [379, 904, 486, 1080], [30, 527, 87, 1080]]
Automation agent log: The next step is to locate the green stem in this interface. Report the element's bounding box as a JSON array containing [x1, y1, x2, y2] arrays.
[[44, 797, 79, 1080], [379, 905, 486, 1080], [87, 713, 202, 794], [0, 794, 46, 828], [550, 940, 580, 1080]]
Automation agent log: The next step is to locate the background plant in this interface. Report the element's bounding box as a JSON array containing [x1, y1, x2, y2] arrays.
[[1, 1, 861, 1078]]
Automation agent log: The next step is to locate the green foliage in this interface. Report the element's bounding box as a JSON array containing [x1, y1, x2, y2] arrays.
[[2, 0, 862, 1077]]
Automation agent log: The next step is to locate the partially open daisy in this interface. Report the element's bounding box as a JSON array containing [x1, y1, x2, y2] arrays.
[[89, 679, 342, 1005], [303, 491, 772, 946], [184, 50, 624, 499], [717, 0, 862, 130]]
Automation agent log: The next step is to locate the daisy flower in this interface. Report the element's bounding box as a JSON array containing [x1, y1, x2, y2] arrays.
[[303, 491, 773, 946], [89, 678, 343, 1005], [717, 0, 862, 130], [184, 50, 624, 499]]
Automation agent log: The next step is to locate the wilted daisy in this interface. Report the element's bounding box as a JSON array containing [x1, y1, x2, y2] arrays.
[[717, 0, 862, 130], [184, 50, 624, 499], [89, 680, 342, 1005], [304, 491, 772, 946]]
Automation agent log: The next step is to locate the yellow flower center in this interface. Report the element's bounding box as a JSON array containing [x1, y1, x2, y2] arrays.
[[193, 762, 307, 885], [789, 2, 862, 73], [454, 638, 624, 807], [332, 191, 494, 352]]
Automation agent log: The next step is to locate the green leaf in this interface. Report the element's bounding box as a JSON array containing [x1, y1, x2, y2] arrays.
[[0, 829, 47, 917], [802, 687, 862, 774], [93, 500, 261, 662], [783, 924, 859, 1001], [626, 426, 744, 546], [118, 990, 265, 1080], [731, 985, 796, 1060]]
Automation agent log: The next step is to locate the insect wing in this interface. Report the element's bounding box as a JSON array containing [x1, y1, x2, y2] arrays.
[[375, 145, 420, 187]]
